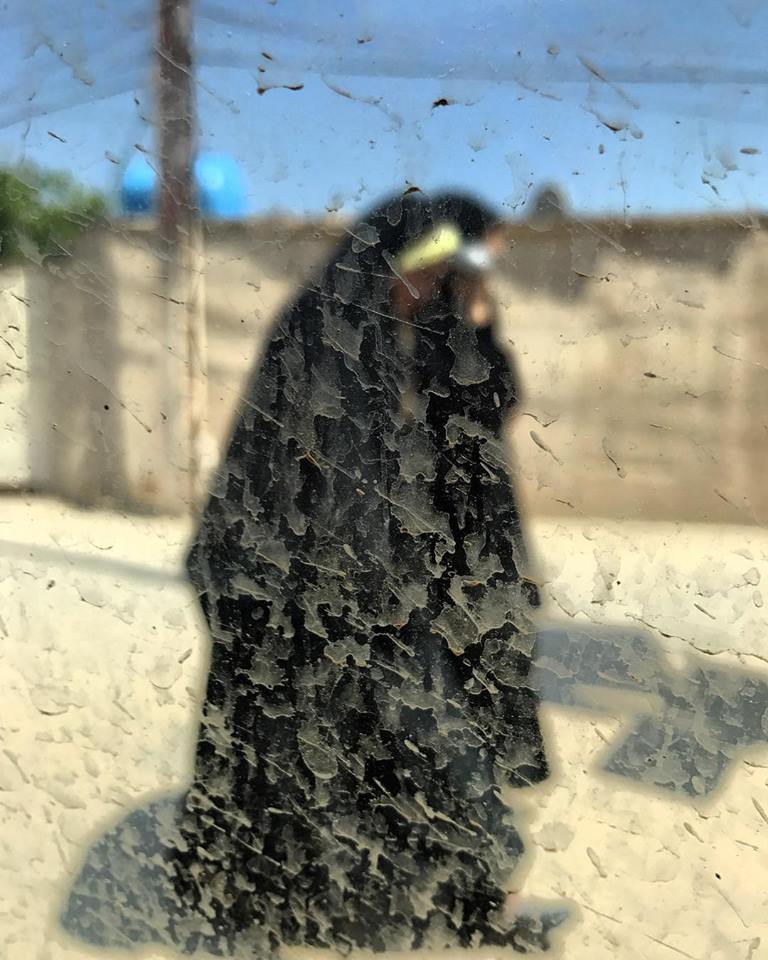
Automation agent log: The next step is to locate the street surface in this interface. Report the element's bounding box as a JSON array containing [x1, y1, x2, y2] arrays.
[[0, 496, 765, 960]]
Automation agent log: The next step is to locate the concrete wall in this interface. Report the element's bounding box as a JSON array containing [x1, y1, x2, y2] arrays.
[[498, 218, 768, 525], [0, 268, 32, 489], [8, 214, 768, 522], [17, 221, 340, 512]]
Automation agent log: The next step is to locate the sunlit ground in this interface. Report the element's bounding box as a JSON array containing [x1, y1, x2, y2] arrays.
[[0, 496, 765, 960]]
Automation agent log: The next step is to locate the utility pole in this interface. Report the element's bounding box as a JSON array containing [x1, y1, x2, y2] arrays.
[[156, 0, 207, 511]]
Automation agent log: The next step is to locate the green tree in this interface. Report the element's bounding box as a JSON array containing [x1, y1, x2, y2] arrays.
[[0, 163, 107, 264]]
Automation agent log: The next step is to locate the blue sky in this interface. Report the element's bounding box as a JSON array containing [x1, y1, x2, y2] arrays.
[[1, 0, 767, 218]]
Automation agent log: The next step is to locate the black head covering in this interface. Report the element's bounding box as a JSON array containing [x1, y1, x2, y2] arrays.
[[432, 190, 500, 239]]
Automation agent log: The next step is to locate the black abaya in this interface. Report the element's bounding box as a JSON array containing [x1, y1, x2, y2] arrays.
[[62, 192, 554, 957]]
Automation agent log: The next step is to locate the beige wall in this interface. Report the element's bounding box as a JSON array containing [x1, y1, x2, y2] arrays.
[[0, 267, 32, 488], [9, 214, 768, 522], [499, 219, 768, 525]]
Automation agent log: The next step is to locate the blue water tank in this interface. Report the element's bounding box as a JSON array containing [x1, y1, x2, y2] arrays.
[[120, 152, 246, 218], [121, 154, 157, 214], [195, 153, 246, 218]]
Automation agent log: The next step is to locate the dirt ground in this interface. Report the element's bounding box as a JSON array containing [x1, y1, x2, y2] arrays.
[[1, 496, 766, 960]]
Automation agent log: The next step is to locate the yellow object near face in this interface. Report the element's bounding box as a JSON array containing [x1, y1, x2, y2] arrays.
[[391, 223, 502, 329], [394, 223, 464, 274]]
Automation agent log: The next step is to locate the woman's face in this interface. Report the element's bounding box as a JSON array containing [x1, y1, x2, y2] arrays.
[[393, 265, 495, 328], [452, 272, 496, 328], [391, 225, 503, 329]]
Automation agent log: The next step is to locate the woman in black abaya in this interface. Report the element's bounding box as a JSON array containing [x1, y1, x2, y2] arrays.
[[62, 191, 562, 956]]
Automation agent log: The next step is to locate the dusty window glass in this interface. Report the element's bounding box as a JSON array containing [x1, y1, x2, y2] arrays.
[[1, 3, 767, 959]]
